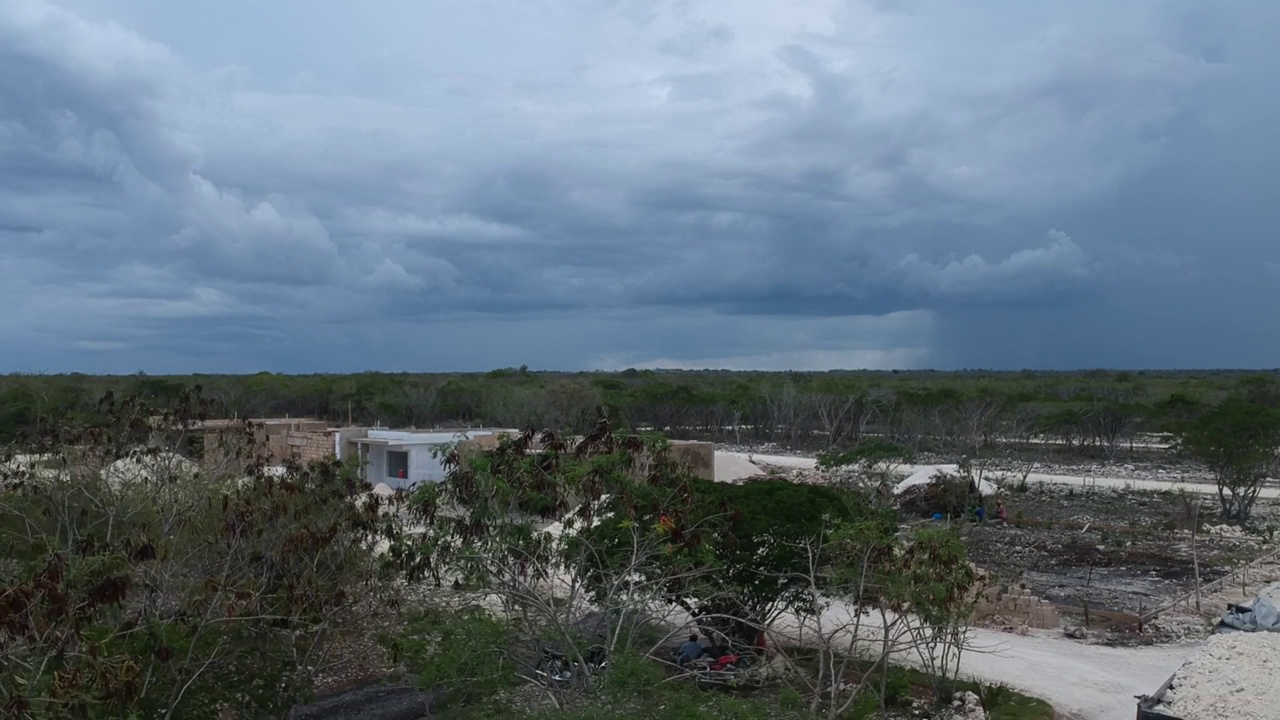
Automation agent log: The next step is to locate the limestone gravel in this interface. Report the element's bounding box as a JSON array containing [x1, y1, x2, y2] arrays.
[[1154, 631, 1280, 720]]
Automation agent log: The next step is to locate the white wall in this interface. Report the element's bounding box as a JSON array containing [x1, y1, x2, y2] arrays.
[[363, 429, 496, 490], [366, 446, 387, 482], [408, 446, 445, 485], [372, 446, 443, 490]]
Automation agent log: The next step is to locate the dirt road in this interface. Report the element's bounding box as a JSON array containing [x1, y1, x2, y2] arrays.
[[762, 601, 1195, 720], [950, 627, 1191, 719], [716, 452, 1280, 499]]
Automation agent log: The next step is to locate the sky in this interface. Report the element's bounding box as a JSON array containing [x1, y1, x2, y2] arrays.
[[1, 0, 1278, 373]]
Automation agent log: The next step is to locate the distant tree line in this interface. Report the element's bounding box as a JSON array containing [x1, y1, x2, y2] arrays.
[[3, 368, 1279, 460]]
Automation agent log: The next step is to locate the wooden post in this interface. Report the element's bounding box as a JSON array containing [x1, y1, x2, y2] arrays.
[[1084, 565, 1094, 629], [1192, 504, 1202, 614]]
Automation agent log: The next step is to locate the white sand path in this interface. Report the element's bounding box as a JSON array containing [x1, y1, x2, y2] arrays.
[[716, 452, 1280, 499]]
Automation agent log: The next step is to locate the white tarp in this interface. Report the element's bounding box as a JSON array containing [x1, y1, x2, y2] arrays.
[[893, 465, 999, 496]]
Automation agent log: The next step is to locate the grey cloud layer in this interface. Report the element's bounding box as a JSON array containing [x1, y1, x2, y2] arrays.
[[1, 0, 1275, 371]]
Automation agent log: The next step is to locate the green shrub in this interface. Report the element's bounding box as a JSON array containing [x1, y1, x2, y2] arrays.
[[882, 668, 914, 706], [977, 680, 1016, 711], [379, 606, 517, 706], [816, 439, 912, 470]]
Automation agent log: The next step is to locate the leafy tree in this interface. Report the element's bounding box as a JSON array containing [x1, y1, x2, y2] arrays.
[[1174, 398, 1280, 521], [816, 438, 911, 470], [1088, 400, 1144, 460], [583, 477, 895, 649], [897, 528, 978, 701], [399, 422, 708, 696], [1153, 393, 1206, 431], [1035, 406, 1086, 452], [815, 439, 913, 500]]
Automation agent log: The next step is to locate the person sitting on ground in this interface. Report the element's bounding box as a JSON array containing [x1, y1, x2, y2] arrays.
[[677, 633, 706, 667], [995, 499, 1008, 522]]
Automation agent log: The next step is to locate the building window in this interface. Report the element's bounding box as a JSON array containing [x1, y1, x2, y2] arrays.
[[387, 450, 409, 479]]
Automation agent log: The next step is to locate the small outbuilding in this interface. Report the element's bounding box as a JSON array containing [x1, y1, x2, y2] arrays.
[[344, 428, 502, 490]]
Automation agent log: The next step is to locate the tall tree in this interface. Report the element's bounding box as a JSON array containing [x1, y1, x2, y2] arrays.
[[1174, 398, 1280, 521]]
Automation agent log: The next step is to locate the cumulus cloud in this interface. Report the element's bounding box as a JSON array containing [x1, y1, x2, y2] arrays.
[[173, 178, 341, 284], [1, 0, 1276, 371], [896, 230, 1096, 303]]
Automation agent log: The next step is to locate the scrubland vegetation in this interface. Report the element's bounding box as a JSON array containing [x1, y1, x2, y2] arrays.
[[3, 369, 1280, 718]]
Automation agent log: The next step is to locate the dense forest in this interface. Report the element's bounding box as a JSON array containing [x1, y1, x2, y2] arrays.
[[4, 369, 1279, 459]]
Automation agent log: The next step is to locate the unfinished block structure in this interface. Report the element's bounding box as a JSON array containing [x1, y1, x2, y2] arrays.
[[975, 584, 1062, 630], [198, 418, 339, 469]]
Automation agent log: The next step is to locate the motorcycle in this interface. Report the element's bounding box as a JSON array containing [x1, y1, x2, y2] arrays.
[[674, 646, 753, 687], [533, 644, 608, 686]]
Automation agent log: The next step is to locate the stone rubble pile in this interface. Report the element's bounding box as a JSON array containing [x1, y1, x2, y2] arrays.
[[949, 691, 987, 720]]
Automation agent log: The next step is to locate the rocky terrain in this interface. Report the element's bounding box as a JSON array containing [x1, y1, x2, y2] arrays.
[[961, 483, 1265, 644], [721, 443, 1280, 649]]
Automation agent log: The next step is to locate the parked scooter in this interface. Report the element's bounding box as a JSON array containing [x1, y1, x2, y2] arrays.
[[673, 646, 752, 686], [534, 644, 608, 685]]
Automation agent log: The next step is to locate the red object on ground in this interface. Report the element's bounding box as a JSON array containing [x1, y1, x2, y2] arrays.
[[709, 653, 739, 671]]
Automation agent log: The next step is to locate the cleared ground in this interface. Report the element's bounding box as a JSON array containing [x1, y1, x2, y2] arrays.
[[961, 483, 1271, 643], [715, 448, 1280, 719]]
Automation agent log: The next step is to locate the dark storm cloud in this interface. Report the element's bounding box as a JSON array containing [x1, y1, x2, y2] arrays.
[[1, 0, 1276, 371]]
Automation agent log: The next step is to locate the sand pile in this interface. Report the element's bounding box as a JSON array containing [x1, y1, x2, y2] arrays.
[[102, 451, 197, 489]]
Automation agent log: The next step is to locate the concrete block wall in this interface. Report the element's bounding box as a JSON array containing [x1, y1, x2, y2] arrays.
[[262, 431, 338, 465], [668, 440, 715, 481], [974, 585, 1061, 630], [202, 428, 256, 470], [288, 431, 338, 464], [202, 420, 337, 470]]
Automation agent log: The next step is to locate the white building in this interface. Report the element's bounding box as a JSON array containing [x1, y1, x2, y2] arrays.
[[343, 429, 500, 490]]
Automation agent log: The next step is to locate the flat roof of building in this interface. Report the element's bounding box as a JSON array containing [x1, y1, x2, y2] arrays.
[[352, 437, 439, 446], [193, 418, 330, 430]]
